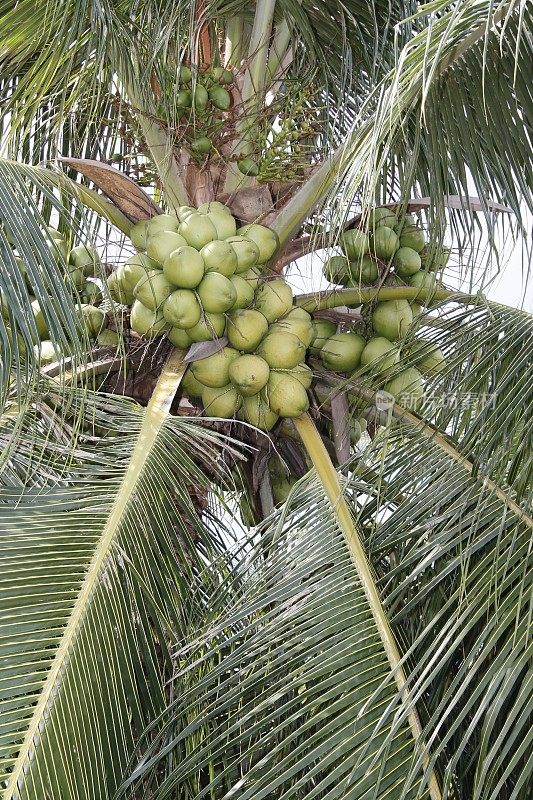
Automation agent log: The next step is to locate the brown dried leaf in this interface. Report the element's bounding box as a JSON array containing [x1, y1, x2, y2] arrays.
[[58, 157, 161, 222]]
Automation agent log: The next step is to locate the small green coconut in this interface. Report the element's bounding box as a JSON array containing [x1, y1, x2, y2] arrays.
[[239, 394, 279, 430], [409, 339, 446, 375], [177, 65, 192, 83], [130, 300, 167, 338], [31, 299, 49, 339], [35, 340, 59, 365], [67, 266, 87, 292], [242, 265, 262, 289], [190, 136, 212, 154], [408, 270, 438, 305], [133, 269, 174, 310], [163, 246, 205, 288], [257, 331, 307, 369], [97, 329, 121, 347], [229, 354, 270, 396], [191, 346, 240, 388], [254, 279, 293, 322], [81, 280, 103, 306], [238, 158, 259, 176], [122, 253, 161, 291], [182, 368, 205, 398], [393, 247, 422, 278], [107, 271, 134, 304], [273, 362, 313, 389], [320, 332, 366, 372], [197, 272, 237, 313], [177, 205, 197, 221], [347, 255, 379, 284], [400, 227, 426, 253], [179, 214, 218, 250], [229, 274, 255, 308], [237, 224, 279, 264], [146, 214, 181, 236], [371, 227, 399, 260], [209, 85, 232, 110], [163, 289, 202, 329], [197, 201, 228, 214], [202, 384, 241, 418], [372, 299, 413, 340], [211, 66, 234, 85], [200, 240, 237, 277], [69, 244, 100, 276], [76, 303, 105, 338], [146, 231, 188, 265], [341, 229, 369, 261], [360, 336, 400, 373], [310, 319, 337, 354], [167, 327, 193, 348], [226, 236, 260, 272], [187, 312, 226, 341], [266, 372, 309, 418], [269, 309, 314, 347], [129, 219, 151, 251], [368, 206, 396, 230], [323, 255, 350, 285], [206, 211, 236, 240], [384, 367, 424, 411], [226, 309, 268, 352]]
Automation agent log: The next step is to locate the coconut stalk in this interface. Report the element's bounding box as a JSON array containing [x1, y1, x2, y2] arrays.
[[294, 412, 442, 800]]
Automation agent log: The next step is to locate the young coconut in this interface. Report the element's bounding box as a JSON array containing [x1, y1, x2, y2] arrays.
[[226, 237, 260, 273], [122, 253, 161, 291], [384, 367, 424, 411], [81, 280, 103, 306], [399, 227, 426, 253], [242, 265, 261, 289], [35, 340, 59, 365], [200, 240, 237, 277], [163, 290, 202, 329], [273, 363, 313, 389], [269, 309, 314, 347], [191, 346, 240, 388], [226, 309, 268, 352], [130, 301, 167, 338], [393, 247, 422, 278], [320, 332, 366, 372], [229, 354, 270, 396], [323, 255, 350, 285], [408, 270, 438, 304], [237, 224, 279, 264], [167, 327, 193, 348], [254, 279, 293, 322], [360, 336, 400, 374], [97, 329, 121, 347], [238, 394, 279, 431], [31, 300, 49, 339], [372, 299, 413, 340], [258, 331, 307, 369], [371, 227, 399, 260], [196, 201, 229, 214], [69, 244, 100, 277], [368, 206, 397, 230], [266, 372, 309, 418], [341, 229, 369, 261], [146, 231, 188, 264], [129, 220, 151, 250], [197, 272, 237, 313], [310, 319, 337, 353], [238, 158, 259, 176], [229, 275, 255, 308], [347, 255, 379, 284], [207, 212, 237, 240], [202, 384, 241, 418], [133, 269, 174, 310], [163, 246, 205, 288], [409, 339, 446, 375], [187, 312, 226, 341], [107, 271, 135, 305], [179, 214, 217, 250], [182, 368, 205, 398], [76, 304, 105, 338], [146, 214, 181, 236]]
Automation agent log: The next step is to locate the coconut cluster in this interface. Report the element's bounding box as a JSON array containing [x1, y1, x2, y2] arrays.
[[1, 226, 118, 365], [319, 206, 449, 410]]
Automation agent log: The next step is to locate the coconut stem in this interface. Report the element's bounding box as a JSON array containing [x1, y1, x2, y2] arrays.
[[294, 286, 477, 311], [294, 412, 442, 800]]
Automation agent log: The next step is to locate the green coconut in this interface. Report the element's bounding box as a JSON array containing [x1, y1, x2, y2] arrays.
[[67, 266, 87, 291], [368, 206, 397, 230], [347, 255, 379, 284], [229, 354, 270, 396], [257, 331, 307, 369], [226, 236, 260, 272], [254, 279, 293, 322], [200, 240, 237, 276], [177, 65, 192, 83], [400, 227, 426, 253], [371, 227, 399, 260], [35, 340, 59, 365], [211, 66, 234, 85], [177, 205, 197, 221], [360, 336, 400, 373], [341, 229, 369, 261], [97, 328, 120, 347], [179, 214, 217, 250], [310, 319, 337, 353], [349, 419, 363, 446], [266, 372, 309, 418], [238, 158, 259, 176], [107, 271, 134, 304], [163, 289, 202, 329], [242, 265, 262, 289], [190, 136, 212, 154], [209, 85, 232, 110], [146, 231, 188, 264], [226, 309, 268, 351], [323, 255, 350, 285], [320, 332, 366, 372], [206, 211, 237, 240], [134, 269, 174, 310], [197, 272, 237, 313], [393, 247, 422, 278], [147, 214, 181, 236], [69, 244, 100, 276], [236, 224, 279, 265], [130, 300, 167, 338], [182, 368, 205, 398], [48, 236, 69, 263], [187, 312, 226, 341], [408, 270, 438, 304], [197, 201, 228, 214], [122, 253, 161, 291], [269, 310, 314, 347], [31, 300, 49, 339], [229, 275, 255, 308], [129, 219, 151, 251], [273, 362, 313, 390], [202, 384, 241, 417], [192, 83, 209, 110], [372, 299, 413, 340], [239, 394, 279, 430], [394, 214, 416, 232], [410, 339, 446, 375], [270, 473, 295, 506], [177, 89, 192, 109], [167, 326, 193, 348], [76, 303, 105, 338], [191, 346, 240, 388], [163, 246, 205, 288], [384, 367, 424, 411], [81, 280, 103, 306]]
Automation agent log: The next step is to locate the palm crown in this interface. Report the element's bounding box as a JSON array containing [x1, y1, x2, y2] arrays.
[[0, 1, 531, 799]]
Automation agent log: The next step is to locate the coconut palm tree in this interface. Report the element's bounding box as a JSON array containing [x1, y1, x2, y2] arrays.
[[0, 1, 531, 799]]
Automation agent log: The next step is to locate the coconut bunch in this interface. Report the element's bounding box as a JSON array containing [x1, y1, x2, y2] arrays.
[[1, 226, 117, 365]]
